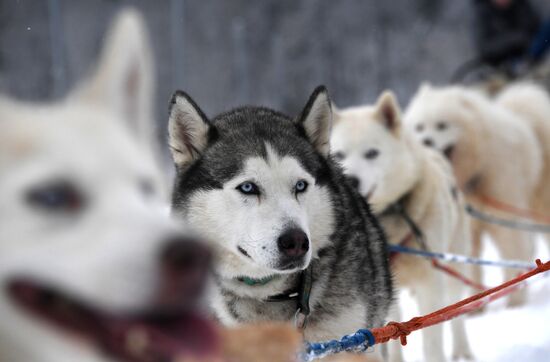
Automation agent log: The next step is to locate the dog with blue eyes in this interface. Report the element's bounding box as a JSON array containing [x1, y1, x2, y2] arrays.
[[168, 86, 393, 346]]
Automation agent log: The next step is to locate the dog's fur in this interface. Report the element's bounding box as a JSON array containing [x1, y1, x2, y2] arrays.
[[495, 82, 550, 224], [331, 91, 473, 362], [0, 9, 217, 362], [404, 83, 542, 306], [168, 86, 393, 342]]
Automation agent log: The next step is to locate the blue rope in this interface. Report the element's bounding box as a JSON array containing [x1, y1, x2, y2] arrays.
[[389, 244, 535, 270], [302, 329, 375, 361]]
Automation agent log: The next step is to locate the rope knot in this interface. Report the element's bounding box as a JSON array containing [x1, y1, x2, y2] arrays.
[[386, 320, 416, 346]]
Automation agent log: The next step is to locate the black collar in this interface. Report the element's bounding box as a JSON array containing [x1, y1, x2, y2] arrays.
[[264, 265, 313, 329], [379, 190, 412, 218], [385, 198, 429, 251]]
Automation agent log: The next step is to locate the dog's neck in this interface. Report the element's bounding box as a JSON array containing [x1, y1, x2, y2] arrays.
[[236, 275, 280, 286], [214, 269, 301, 300]]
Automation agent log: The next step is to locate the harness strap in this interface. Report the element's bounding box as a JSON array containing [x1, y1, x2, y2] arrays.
[[389, 232, 414, 263], [264, 265, 313, 329], [466, 204, 550, 233]]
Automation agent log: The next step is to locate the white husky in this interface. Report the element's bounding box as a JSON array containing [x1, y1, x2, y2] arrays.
[[331, 91, 473, 362], [0, 9, 215, 362]]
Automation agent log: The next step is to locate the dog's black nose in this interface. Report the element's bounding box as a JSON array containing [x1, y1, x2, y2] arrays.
[[158, 236, 211, 309], [423, 138, 434, 147], [277, 228, 309, 258], [161, 237, 210, 272], [348, 176, 360, 190]]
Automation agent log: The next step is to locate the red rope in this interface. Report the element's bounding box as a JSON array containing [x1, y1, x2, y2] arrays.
[[372, 259, 549, 346], [431, 259, 488, 291], [474, 194, 550, 224]]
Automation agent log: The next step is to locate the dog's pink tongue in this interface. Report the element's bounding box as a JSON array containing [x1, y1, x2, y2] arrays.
[[101, 312, 220, 362]]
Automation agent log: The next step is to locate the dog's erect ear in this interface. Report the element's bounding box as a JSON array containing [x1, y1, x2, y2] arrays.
[[168, 91, 211, 168], [374, 90, 402, 135], [69, 8, 155, 144], [331, 102, 343, 126], [418, 82, 432, 96], [296, 86, 333, 156]]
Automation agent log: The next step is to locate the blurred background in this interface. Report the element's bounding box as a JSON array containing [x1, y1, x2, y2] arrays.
[[1, 0, 549, 128], [1, 2, 550, 361]]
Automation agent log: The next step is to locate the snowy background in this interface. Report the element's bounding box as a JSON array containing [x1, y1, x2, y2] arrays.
[[398, 236, 550, 362]]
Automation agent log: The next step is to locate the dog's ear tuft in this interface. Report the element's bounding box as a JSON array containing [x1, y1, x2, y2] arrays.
[[374, 90, 402, 134], [296, 86, 333, 156], [168, 91, 211, 168]]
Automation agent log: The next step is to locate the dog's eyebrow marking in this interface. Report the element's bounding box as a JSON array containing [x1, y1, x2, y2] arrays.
[[169, 145, 184, 154]]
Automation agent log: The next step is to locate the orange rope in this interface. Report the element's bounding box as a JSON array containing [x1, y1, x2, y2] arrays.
[[474, 194, 550, 224], [431, 259, 488, 291], [372, 259, 549, 346]]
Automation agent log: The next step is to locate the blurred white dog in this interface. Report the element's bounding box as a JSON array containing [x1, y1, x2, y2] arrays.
[[331, 91, 473, 362], [404, 83, 543, 306], [0, 9, 215, 362]]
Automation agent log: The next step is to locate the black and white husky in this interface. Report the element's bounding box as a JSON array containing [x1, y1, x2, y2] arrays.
[[168, 86, 393, 342]]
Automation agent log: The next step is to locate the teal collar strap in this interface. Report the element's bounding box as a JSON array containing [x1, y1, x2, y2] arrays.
[[237, 275, 279, 286]]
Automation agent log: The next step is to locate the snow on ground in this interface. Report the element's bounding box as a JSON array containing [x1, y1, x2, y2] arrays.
[[396, 236, 550, 362]]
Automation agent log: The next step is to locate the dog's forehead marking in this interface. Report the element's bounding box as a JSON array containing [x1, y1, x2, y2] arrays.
[[239, 143, 315, 183]]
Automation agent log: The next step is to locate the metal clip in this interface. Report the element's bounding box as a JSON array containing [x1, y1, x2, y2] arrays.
[[295, 308, 308, 330]]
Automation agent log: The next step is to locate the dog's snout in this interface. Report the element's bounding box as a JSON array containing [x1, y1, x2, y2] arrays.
[[423, 138, 434, 147], [157, 236, 211, 309], [161, 237, 210, 272], [348, 176, 360, 190], [277, 228, 309, 258]]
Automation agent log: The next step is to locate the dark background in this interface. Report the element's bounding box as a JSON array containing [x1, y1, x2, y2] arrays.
[[1, 0, 549, 127]]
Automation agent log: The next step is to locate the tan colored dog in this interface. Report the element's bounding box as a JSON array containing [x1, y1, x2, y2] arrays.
[[404, 84, 542, 307], [331, 91, 473, 362]]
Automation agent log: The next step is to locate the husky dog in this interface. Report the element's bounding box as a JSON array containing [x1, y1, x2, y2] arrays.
[[168, 86, 393, 343], [330, 91, 473, 362], [0, 9, 217, 362], [404, 83, 542, 306]]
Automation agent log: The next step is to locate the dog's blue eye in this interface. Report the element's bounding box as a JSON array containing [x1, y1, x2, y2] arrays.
[[26, 181, 84, 213], [237, 182, 260, 195], [364, 149, 379, 160], [295, 180, 308, 193]]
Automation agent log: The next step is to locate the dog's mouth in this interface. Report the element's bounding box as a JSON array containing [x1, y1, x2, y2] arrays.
[[7, 278, 219, 362], [276, 259, 307, 271], [443, 144, 455, 161]]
